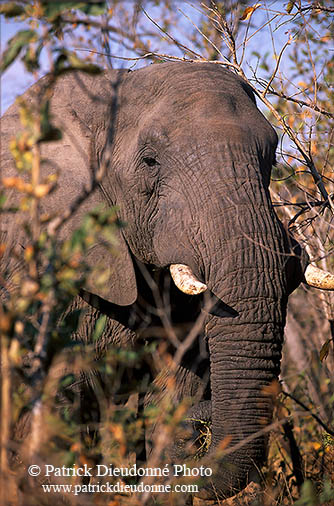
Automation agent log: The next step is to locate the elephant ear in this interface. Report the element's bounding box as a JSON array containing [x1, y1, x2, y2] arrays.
[[1, 69, 137, 306], [84, 230, 137, 306]]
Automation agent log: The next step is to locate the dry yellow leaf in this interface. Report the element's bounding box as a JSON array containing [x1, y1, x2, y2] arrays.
[[286, 1, 296, 14], [70, 442, 81, 453], [111, 423, 125, 442], [2, 177, 52, 198], [14, 321, 24, 335], [24, 245, 34, 262], [240, 3, 261, 21], [21, 280, 39, 297], [311, 143, 317, 155], [9, 338, 22, 366], [34, 184, 51, 198], [218, 434, 232, 451], [2, 176, 30, 192]]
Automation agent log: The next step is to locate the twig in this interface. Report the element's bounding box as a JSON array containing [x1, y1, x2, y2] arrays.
[[205, 3, 239, 68], [177, 7, 225, 62], [142, 9, 202, 59], [29, 292, 55, 459], [209, 410, 306, 460], [195, 6, 333, 210], [261, 36, 294, 97], [282, 390, 334, 437], [0, 333, 11, 505], [299, 3, 334, 14], [76, 48, 241, 71], [266, 89, 334, 118], [282, 419, 304, 489], [251, 83, 332, 208], [173, 293, 216, 367], [134, 261, 180, 348]]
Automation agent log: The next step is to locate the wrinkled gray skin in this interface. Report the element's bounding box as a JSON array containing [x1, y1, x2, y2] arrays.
[[1, 63, 307, 499]]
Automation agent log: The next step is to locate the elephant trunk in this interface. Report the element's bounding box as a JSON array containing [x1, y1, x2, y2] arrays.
[[192, 156, 288, 498], [196, 239, 287, 497], [203, 314, 284, 497]]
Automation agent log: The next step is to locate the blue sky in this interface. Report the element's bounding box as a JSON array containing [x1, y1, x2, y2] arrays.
[[1, 18, 34, 113]]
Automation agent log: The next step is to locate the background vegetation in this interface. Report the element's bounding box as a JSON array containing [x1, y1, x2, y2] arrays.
[[1, 1, 334, 504]]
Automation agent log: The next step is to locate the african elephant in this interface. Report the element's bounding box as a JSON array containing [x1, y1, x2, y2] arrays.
[[1, 62, 333, 499]]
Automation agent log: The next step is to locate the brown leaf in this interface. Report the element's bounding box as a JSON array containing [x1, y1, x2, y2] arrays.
[[218, 434, 232, 451], [320, 339, 331, 362], [240, 3, 261, 21], [262, 379, 281, 398], [0, 314, 11, 332]]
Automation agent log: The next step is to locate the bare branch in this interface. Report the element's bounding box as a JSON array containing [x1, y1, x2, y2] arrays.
[[267, 89, 334, 118], [261, 36, 294, 97]]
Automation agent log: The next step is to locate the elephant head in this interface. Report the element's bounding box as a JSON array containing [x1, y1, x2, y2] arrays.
[[2, 62, 334, 499]]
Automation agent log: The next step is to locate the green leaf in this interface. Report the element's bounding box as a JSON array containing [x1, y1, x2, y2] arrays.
[[22, 41, 43, 72], [320, 479, 334, 502], [77, 2, 106, 16], [0, 30, 37, 72], [59, 374, 76, 389], [320, 339, 331, 362], [42, 1, 82, 20], [0, 193, 7, 208], [92, 314, 107, 342], [41, 1, 106, 20], [54, 50, 102, 76], [295, 480, 318, 505], [0, 3, 25, 17], [67, 51, 102, 73], [322, 432, 334, 449], [39, 100, 63, 142]]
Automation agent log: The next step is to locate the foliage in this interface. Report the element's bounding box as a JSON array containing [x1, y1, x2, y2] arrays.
[[1, 1, 334, 505]]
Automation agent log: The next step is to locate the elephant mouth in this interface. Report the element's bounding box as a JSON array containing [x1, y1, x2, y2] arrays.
[[190, 417, 212, 459], [172, 400, 213, 461], [169, 263, 238, 318]]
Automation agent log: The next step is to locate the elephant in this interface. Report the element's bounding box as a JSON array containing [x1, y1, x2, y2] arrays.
[[1, 61, 334, 500]]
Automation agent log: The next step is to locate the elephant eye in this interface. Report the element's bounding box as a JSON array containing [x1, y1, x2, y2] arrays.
[[143, 157, 158, 167]]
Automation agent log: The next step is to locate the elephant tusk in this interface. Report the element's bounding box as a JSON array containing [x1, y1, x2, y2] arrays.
[[170, 264, 208, 295], [304, 264, 334, 290]]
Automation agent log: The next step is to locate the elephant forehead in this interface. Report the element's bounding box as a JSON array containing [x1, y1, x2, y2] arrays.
[[117, 102, 276, 166], [159, 91, 276, 151], [128, 61, 250, 94], [120, 63, 277, 150], [123, 63, 255, 113]]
